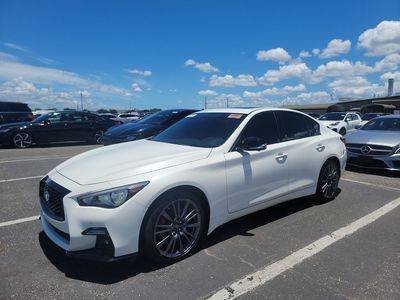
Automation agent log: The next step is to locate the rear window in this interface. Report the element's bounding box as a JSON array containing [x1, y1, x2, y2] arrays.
[[0, 102, 31, 112]]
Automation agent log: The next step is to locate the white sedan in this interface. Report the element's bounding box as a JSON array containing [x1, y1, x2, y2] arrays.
[[39, 108, 346, 263]]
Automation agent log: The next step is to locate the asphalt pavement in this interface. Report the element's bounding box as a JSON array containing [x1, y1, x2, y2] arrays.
[[0, 143, 399, 299]]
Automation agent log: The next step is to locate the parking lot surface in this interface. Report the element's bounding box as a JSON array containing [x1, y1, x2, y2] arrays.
[[0, 144, 399, 299]]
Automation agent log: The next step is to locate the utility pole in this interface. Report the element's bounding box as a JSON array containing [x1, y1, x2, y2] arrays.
[[226, 97, 229, 108], [80, 92, 83, 111], [204, 96, 207, 109]]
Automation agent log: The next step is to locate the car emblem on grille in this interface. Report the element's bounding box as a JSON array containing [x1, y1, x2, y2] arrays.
[[44, 189, 50, 203], [361, 145, 371, 154]]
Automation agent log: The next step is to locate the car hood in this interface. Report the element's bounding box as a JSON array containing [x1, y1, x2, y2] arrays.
[[0, 121, 30, 129], [55, 139, 212, 185], [346, 130, 400, 147], [105, 122, 163, 138], [319, 120, 342, 126]]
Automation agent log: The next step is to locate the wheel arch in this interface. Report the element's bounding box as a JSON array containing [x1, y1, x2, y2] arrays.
[[138, 184, 211, 253]]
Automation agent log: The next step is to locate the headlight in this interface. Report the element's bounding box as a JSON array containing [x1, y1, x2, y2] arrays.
[[76, 181, 149, 208], [329, 122, 340, 126]]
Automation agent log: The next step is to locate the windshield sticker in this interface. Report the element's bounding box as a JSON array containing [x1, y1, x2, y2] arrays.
[[228, 114, 243, 119]]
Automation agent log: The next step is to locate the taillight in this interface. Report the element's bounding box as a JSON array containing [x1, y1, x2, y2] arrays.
[[340, 136, 346, 144]]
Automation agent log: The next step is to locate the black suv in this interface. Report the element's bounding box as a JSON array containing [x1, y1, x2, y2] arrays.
[[0, 101, 34, 124], [0, 111, 116, 148]]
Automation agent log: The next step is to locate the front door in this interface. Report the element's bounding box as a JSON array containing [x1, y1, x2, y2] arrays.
[[225, 112, 288, 213]]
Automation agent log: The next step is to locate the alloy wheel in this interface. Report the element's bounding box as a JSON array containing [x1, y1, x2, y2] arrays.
[[320, 163, 339, 199], [13, 133, 32, 148], [94, 131, 104, 144], [153, 198, 201, 258]]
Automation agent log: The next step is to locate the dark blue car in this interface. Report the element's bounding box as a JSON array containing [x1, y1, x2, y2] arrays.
[[102, 109, 197, 145]]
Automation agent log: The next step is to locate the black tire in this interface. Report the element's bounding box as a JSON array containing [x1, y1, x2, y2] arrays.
[[315, 159, 340, 202], [12, 132, 33, 148], [339, 128, 346, 136], [141, 190, 206, 264]]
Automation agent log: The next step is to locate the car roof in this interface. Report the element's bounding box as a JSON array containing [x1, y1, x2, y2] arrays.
[[375, 114, 399, 119], [197, 107, 273, 114]]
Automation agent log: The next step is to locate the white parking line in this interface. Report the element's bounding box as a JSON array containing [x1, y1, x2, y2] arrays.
[[0, 175, 44, 183], [0, 156, 71, 164], [207, 196, 400, 300], [342, 178, 400, 192], [0, 215, 39, 228]]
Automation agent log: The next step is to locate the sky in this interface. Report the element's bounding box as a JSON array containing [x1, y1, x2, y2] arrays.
[[0, 0, 399, 111]]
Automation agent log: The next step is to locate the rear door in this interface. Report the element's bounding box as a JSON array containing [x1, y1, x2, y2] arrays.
[[225, 111, 289, 213], [274, 111, 324, 193]]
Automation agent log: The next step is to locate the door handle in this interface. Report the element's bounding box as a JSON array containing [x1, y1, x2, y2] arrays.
[[316, 144, 325, 152], [275, 153, 287, 162]]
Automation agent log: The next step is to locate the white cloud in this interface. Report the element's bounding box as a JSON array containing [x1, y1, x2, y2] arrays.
[[3, 42, 29, 52], [131, 83, 143, 92], [358, 20, 400, 56], [206, 93, 245, 108], [184, 59, 219, 73], [320, 39, 351, 58], [374, 53, 400, 72], [209, 74, 257, 87], [256, 48, 292, 64], [380, 71, 400, 82], [243, 84, 306, 99], [312, 48, 320, 55], [328, 76, 385, 98], [0, 52, 18, 61], [0, 78, 92, 109], [299, 50, 311, 58], [126, 69, 152, 76], [0, 60, 130, 96], [258, 62, 312, 85], [312, 60, 374, 82], [283, 91, 332, 105], [198, 89, 218, 97]]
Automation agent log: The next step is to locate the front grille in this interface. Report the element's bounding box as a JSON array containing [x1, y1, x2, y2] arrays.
[[346, 143, 393, 156], [347, 157, 388, 169], [39, 176, 70, 221]]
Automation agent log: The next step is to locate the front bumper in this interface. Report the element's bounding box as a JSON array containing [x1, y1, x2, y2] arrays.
[[346, 152, 400, 171], [39, 172, 148, 261]]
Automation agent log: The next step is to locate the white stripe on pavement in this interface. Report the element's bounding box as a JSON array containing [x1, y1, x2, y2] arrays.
[[0, 156, 71, 164], [342, 178, 400, 192], [207, 196, 400, 300], [0, 175, 44, 183], [0, 215, 39, 228]]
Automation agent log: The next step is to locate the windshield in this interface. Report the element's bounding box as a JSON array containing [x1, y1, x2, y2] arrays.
[[319, 113, 346, 121], [361, 118, 400, 131], [139, 110, 177, 125], [152, 112, 246, 147], [361, 113, 382, 121]]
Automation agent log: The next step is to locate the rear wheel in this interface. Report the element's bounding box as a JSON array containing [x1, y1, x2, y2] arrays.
[[12, 132, 33, 148], [141, 191, 206, 264], [315, 160, 340, 202], [339, 128, 346, 136]]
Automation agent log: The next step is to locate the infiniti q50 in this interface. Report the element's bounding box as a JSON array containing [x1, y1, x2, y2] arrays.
[[39, 108, 346, 263]]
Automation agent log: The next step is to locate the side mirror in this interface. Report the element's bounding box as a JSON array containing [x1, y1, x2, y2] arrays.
[[238, 137, 267, 151], [345, 117, 351, 122]]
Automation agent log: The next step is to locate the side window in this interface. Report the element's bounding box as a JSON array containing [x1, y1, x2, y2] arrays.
[[47, 112, 62, 122], [274, 111, 310, 141], [302, 115, 320, 136], [240, 112, 280, 145]]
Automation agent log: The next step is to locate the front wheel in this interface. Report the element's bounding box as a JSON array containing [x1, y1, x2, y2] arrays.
[[93, 130, 104, 144], [315, 160, 340, 202], [339, 128, 346, 136], [12, 132, 33, 148], [141, 191, 206, 264]]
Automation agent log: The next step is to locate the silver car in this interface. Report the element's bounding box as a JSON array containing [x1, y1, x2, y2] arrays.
[[345, 115, 400, 171]]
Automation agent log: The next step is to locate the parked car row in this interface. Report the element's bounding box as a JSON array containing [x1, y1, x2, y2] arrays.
[[0, 111, 118, 148]]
